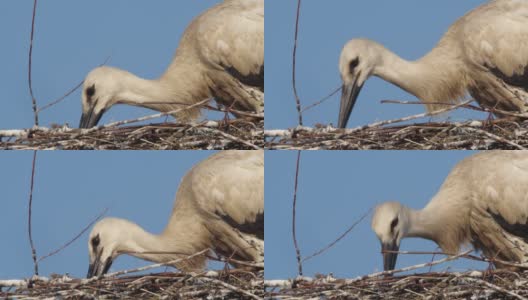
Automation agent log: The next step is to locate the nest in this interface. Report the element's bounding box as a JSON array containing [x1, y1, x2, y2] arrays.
[[265, 119, 528, 150], [0, 120, 263, 150], [1, 270, 264, 299], [266, 270, 528, 299]]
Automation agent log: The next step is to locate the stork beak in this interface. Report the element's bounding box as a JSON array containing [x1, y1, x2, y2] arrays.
[[87, 256, 113, 278], [338, 77, 363, 128], [382, 241, 399, 271], [79, 107, 105, 129]]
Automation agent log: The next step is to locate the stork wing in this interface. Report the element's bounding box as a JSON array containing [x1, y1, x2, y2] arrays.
[[193, 0, 264, 90], [187, 151, 264, 239], [460, 1, 528, 90], [471, 151, 528, 241]]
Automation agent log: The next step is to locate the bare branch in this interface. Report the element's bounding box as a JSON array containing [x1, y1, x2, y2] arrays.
[[301, 86, 342, 113], [38, 208, 108, 262], [84, 249, 211, 282], [291, 150, 303, 276], [27, 151, 38, 275], [292, 0, 303, 126], [28, 0, 39, 126], [38, 56, 112, 113], [302, 208, 372, 262], [37, 80, 83, 113], [84, 99, 211, 132]]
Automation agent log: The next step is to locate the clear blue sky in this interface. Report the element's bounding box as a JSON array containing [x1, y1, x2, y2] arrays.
[[0, 1, 222, 130], [265, 1, 488, 129], [0, 151, 217, 279], [265, 151, 487, 279]]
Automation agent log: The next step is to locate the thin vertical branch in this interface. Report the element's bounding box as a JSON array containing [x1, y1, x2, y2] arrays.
[[292, 150, 303, 276], [28, 0, 39, 126], [292, 0, 303, 126], [27, 151, 39, 275]]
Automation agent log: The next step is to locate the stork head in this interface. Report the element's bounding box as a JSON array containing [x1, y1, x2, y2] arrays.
[[371, 202, 410, 271], [338, 39, 385, 128], [87, 217, 136, 278], [80, 66, 125, 128]]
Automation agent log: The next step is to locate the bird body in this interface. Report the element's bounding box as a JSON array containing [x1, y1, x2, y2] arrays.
[[87, 150, 264, 277], [372, 151, 528, 271], [80, 0, 264, 128], [339, 0, 528, 128]]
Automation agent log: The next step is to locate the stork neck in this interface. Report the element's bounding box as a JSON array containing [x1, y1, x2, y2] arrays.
[[116, 73, 189, 109], [406, 200, 467, 255], [406, 207, 439, 242], [115, 64, 210, 121], [374, 46, 465, 105], [120, 224, 187, 263]]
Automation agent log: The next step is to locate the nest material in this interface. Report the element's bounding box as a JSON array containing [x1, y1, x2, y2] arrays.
[[265, 119, 528, 150], [0, 120, 263, 150], [1, 270, 264, 300], [266, 270, 528, 299]]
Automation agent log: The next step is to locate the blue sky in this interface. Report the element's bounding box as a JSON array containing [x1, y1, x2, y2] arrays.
[[0, 151, 217, 279], [265, 1, 488, 129], [0, 1, 222, 130], [265, 151, 487, 279]]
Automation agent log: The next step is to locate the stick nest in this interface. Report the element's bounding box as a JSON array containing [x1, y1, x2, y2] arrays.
[[0, 120, 263, 150], [266, 270, 528, 299], [2, 270, 264, 300], [265, 119, 528, 150]]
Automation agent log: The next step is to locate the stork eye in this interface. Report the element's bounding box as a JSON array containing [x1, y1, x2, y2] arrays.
[[390, 218, 399, 232], [349, 58, 360, 73], [91, 235, 100, 249], [86, 85, 96, 98]]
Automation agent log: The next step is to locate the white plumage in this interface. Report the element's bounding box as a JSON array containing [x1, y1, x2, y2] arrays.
[[338, 0, 528, 128], [80, 0, 264, 128], [372, 151, 528, 271], [87, 150, 263, 278]]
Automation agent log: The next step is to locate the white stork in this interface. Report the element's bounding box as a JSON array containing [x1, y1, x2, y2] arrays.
[[80, 0, 264, 128], [372, 151, 528, 271], [338, 0, 528, 128], [86, 150, 264, 278]]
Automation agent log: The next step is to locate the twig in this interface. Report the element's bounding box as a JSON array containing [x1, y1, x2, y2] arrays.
[[200, 127, 262, 150], [463, 277, 528, 300], [291, 151, 303, 276], [27, 151, 38, 275], [199, 276, 263, 300], [349, 250, 473, 281], [28, 0, 39, 126], [463, 126, 526, 150], [345, 100, 474, 134], [38, 55, 112, 113], [37, 80, 83, 113], [292, 0, 303, 126], [301, 86, 342, 113], [203, 105, 264, 119], [84, 99, 211, 132], [84, 249, 211, 282], [302, 208, 372, 262], [380, 99, 483, 112], [38, 208, 108, 262]]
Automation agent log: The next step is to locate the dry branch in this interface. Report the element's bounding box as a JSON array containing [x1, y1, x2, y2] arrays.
[[265, 269, 528, 300], [0, 120, 263, 150], [1, 269, 263, 300], [265, 119, 528, 150]]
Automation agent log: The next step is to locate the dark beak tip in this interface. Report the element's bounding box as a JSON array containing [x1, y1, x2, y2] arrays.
[[338, 81, 363, 128], [79, 107, 104, 129]]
